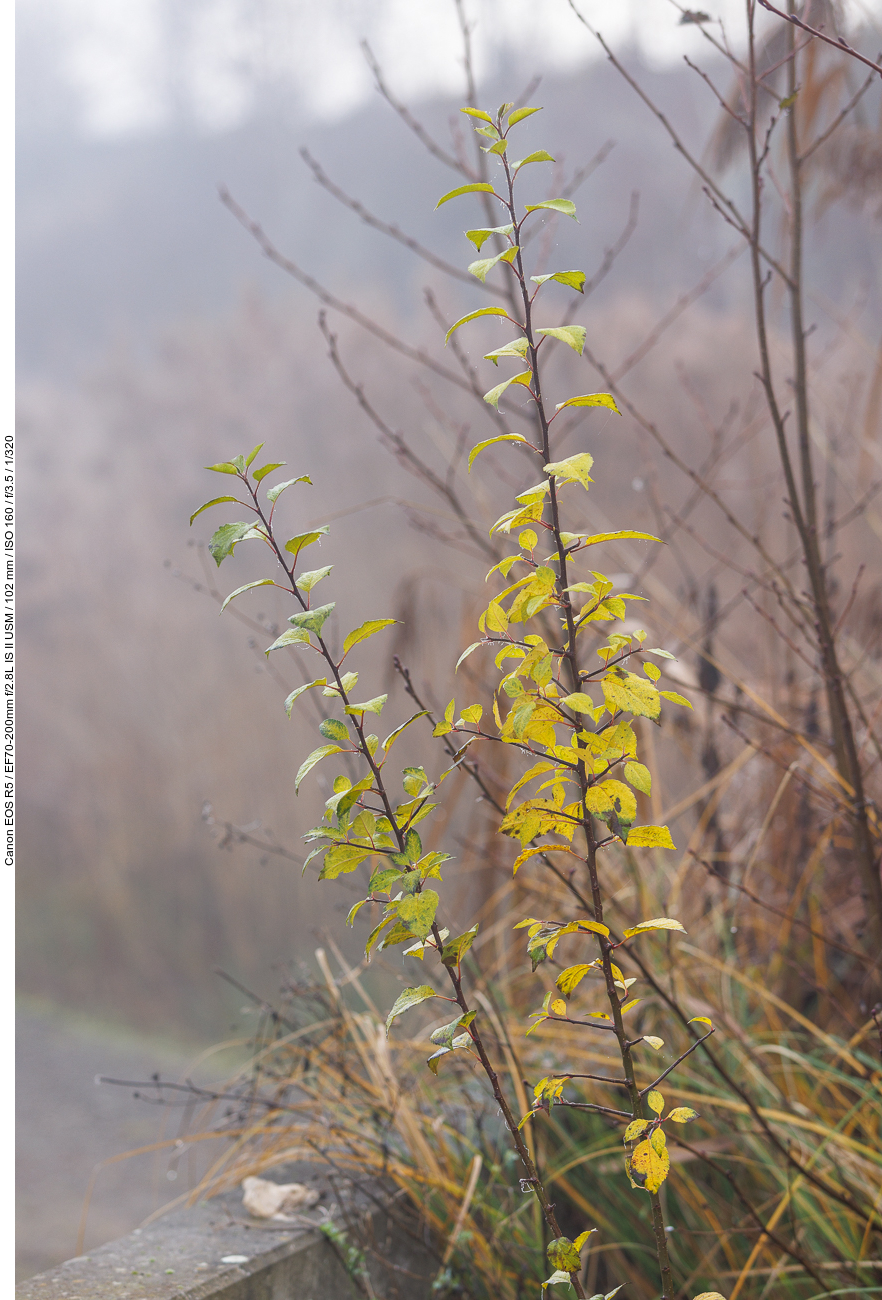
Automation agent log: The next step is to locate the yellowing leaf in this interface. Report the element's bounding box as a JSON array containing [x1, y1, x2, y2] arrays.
[[647, 1090, 665, 1114], [555, 392, 621, 415], [468, 244, 519, 283], [623, 761, 651, 795], [602, 673, 661, 721], [643, 1035, 665, 1050], [599, 779, 637, 825], [444, 306, 511, 343], [561, 691, 596, 714], [624, 1119, 649, 1142], [544, 452, 594, 490], [546, 1237, 581, 1273], [536, 325, 586, 355], [660, 689, 693, 709], [484, 370, 533, 409], [468, 434, 532, 471], [628, 1135, 670, 1193], [531, 269, 586, 293], [525, 198, 578, 220], [667, 1107, 699, 1123], [626, 825, 676, 850], [385, 985, 438, 1034], [436, 181, 497, 208], [623, 916, 686, 937], [584, 786, 613, 816], [508, 105, 542, 126], [284, 678, 327, 717], [573, 1229, 596, 1251], [556, 963, 592, 996], [342, 618, 397, 657], [460, 106, 494, 123], [550, 998, 567, 1016], [693, 1293, 729, 1300], [220, 578, 277, 613]]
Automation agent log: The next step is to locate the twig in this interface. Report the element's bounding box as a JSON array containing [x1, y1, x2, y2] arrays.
[[756, 0, 882, 77]]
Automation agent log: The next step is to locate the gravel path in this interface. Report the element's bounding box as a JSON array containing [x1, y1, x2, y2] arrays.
[[16, 1002, 235, 1282]]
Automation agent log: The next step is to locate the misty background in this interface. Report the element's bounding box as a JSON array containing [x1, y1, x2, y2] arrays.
[[16, 0, 882, 1280]]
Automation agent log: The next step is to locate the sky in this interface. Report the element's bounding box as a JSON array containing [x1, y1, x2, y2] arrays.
[[22, 0, 882, 138]]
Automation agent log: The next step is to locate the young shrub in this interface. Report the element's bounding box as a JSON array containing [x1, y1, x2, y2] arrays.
[[193, 102, 723, 1300]]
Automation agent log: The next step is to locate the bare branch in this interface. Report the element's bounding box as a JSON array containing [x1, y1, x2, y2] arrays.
[[756, 0, 882, 77]]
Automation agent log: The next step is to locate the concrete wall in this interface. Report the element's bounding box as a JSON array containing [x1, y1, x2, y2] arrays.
[[16, 1179, 436, 1300]]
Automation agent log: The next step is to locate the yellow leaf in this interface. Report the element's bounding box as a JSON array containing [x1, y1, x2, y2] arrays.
[[619, 998, 641, 1014], [556, 963, 593, 996], [624, 1119, 649, 1142], [693, 1293, 729, 1300], [659, 689, 692, 709], [626, 825, 676, 850], [628, 1135, 670, 1193], [573, 1229, 596, 1251], [642, 1035, 665, 1050], [544, 452, 594, 490], [602, 672, 661, 720], [585, 786, 613, 816], [647, 1090, 665, 1114], [623, 916, 686, 937], [599, 779, 637, 824], [667, 1107, 699, 1123], [551, 998, 567, 1016]]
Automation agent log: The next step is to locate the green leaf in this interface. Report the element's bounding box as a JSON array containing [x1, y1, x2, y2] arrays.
[[484, 370, 533, 410], [626, 825, 676, 850], [267, 475, 312, 503], [531, 270, 586, 293], [319, 718, 350, 744], [508, 105, 542, 125], [513, 150, 555, 170], [319, 843, 373, 880], [460, 106, 494, 123], [445, 306, 511, 344], [468, 245, 519, 283], [285, 528, 329, 562], [482, 138, 507, 156], [220, 578, 276, 613], [436, 182, 497, 209], [536, 326, 586, 355], [547, 1238, 581, 1274], [623, 916, 686, 937], [345, 694, 388, 716], [385, 985, 440, 1034], [525, 198, 577, 220], [244, 442, 264, 467], [295, 743, 344, 793], [326, 671, 358, 696], [468, 433, 531, 471], [441, 924, 479, 967], [544, 452, 594, 490], [288, 603, 335, 637], [624, 761, 652, 795], [265, 627, 311, 655], [205, 461, 239, 475], [660, 690, 693, 709], [395, 889, 439, 940], [554, 393, 621, 415], [190, 496, 239, 525], [208, 521, 258, 566], [296, 566, 333, 592], [465, 224, 515, 252], [252, 461, 285, 483], [382, 710, 430, 753], [342, 618, 397, 657], [284, 678, 327, 717], [483, 336, 529, 365]]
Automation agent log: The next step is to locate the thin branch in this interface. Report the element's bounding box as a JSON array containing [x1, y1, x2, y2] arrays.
[[299, 147, 507, 298], [756, 0, 882, 77], [218, 187, 481, 400], [361, 40, 471, 176]]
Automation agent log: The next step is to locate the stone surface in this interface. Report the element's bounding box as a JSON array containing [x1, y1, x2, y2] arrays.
[[16, 1176, 436, 1300]]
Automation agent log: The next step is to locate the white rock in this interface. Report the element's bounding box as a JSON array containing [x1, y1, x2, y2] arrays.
[[241, 1175, 320, 1220]]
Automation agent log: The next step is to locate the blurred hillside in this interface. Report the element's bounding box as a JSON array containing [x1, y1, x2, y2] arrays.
[[17, 16, 882, 1040]]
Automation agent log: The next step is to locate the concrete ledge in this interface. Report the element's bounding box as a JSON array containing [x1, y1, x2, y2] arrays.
[[17, 1178, 435, 1300]]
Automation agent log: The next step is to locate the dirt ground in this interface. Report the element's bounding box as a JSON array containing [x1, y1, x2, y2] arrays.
[[16, 1001, 239, 1282]]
